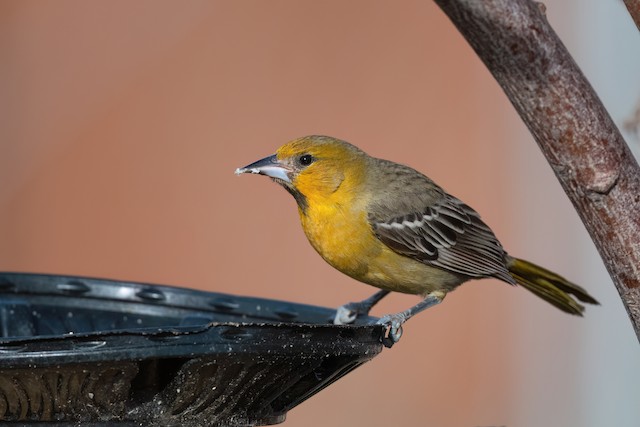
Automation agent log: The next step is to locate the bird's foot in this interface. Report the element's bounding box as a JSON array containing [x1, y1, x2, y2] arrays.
[[333, 302, 362, 325], [333, 290, 391, 325], [375, 313, 407, 348]]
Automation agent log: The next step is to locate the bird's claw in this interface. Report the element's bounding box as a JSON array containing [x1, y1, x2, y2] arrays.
[[334, 303, 359, 325], [376, 314, 405, 348]]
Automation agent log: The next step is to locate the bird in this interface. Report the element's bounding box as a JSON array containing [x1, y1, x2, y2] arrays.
[[235, 135, 598, 346]]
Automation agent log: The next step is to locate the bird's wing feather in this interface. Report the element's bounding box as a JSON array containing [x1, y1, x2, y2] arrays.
[[370, 191, 515, 284]]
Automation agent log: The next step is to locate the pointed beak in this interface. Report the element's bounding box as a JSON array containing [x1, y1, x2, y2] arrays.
[[235, 154, 292, 183]]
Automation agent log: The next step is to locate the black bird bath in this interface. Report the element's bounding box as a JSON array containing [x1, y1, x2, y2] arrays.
[[0, 273, 384, 426]]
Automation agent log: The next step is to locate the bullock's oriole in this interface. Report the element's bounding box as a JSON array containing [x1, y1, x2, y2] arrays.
[[236, 135, 598, 346]]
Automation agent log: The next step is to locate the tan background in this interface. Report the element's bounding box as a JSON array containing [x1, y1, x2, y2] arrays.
[[2, 1, 640, 426]]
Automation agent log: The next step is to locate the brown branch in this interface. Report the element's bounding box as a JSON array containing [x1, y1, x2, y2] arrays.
[[624, 0, 640, 32], [433, 0, 640, 340]]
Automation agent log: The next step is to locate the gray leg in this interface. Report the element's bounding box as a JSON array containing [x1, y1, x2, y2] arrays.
[[376, 291, 445, 347], [334, 290, 391, 325]]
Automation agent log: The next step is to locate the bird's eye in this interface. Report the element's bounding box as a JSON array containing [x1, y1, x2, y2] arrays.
[[298, 154, 314, 166]]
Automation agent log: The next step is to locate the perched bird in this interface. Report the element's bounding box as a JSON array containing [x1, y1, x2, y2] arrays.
[[236, 135, 598, 346]]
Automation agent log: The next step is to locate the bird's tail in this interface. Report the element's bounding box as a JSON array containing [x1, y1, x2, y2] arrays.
[[507, 258, 599, 315]]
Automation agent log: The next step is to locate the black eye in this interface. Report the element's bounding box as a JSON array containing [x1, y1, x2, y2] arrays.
[[298, 154, 314, 166]]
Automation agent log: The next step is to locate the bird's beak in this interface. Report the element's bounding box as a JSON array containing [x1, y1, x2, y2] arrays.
[[235, 154, 292, 183]]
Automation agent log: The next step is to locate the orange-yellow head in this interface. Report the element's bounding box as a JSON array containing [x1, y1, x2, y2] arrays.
[[235, 135, 368, 212]]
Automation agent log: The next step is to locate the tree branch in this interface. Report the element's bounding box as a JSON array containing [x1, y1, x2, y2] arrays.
[[624, 0, 640, 32], [434, 0, 640, 339]]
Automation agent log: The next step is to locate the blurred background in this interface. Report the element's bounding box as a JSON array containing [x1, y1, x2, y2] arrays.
[[2, 1, 640, 426]]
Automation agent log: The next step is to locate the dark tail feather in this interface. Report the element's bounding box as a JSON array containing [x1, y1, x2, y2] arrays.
[[507, 258, 599, 316]]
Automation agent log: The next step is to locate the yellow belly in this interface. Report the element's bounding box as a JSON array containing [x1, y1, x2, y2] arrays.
[[299, 205, 463, 296]]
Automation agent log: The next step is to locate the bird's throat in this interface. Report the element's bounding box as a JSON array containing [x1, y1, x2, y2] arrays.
[[274, 178, 308, 213]]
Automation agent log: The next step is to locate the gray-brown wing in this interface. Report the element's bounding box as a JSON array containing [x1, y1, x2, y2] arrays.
[[370, 193, 515, 284]]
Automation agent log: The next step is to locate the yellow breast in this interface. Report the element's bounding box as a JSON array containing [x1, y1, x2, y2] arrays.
[[300, 203, 377, 278], [299, 200, 461, 295]]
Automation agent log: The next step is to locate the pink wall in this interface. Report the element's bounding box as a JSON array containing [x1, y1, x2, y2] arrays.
[[2, 1, 638, 426]]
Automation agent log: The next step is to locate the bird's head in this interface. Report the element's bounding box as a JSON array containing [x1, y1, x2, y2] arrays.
[[236, 135, 368, 212]]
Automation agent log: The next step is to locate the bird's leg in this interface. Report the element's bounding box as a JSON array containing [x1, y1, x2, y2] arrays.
[[376, 291, 445, 348], [333, 290, 391, 325]]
